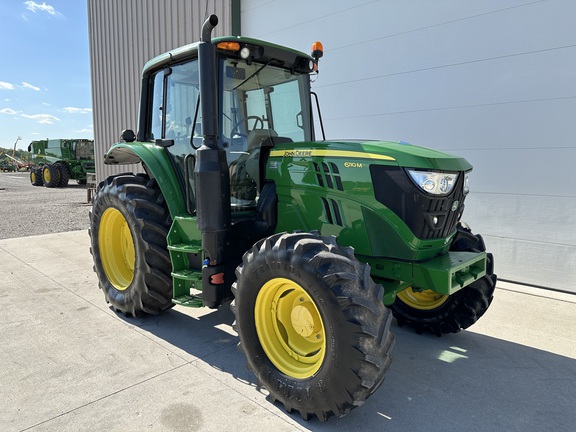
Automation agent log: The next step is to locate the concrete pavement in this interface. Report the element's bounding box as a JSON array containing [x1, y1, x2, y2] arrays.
[[1, 231, 575, 431]]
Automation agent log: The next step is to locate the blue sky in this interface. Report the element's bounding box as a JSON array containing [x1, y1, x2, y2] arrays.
[[0, 1, 92, 151]]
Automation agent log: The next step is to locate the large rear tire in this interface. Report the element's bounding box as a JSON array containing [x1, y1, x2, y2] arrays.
[[56, 163, 70, 187], [30, 169, 43, 186], [42, 164, 60, 188], [390, 222, 497, 335], [231, 232, 394, 421], [89, 173, 174, 317]]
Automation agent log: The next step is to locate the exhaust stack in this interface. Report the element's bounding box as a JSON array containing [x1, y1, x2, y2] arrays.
[[195, 14, 231, 308]]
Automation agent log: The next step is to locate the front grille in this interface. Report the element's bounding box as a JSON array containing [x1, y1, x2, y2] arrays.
[[370, 165, 466, 240]]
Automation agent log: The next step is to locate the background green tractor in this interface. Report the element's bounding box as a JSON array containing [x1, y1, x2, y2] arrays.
[[89, 15, 496, 421], [28, 138, 95, 187]]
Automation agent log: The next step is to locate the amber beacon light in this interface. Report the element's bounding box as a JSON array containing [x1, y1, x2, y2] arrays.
[[311, 41, 324, 61]]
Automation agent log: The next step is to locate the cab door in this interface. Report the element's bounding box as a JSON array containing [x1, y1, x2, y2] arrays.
[[147, 59, 201, 213]]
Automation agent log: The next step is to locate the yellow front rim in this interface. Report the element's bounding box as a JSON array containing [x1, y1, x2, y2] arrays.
[[98, 208, 135, 291], [396, 287, 449, 310], [43, 168, 50, 183], [255, 278, 326, 379]]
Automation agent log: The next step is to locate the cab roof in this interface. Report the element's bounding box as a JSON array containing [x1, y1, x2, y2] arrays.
[[142, 36, 315, 78]]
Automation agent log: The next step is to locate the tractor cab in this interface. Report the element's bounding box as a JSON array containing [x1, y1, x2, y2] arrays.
[[105, 30, 325, 309], [138, 37, 317, 216]]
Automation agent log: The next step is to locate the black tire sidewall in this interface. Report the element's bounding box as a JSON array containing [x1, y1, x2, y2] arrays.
[[43, 164, 60, 188], [392, 287, 466, 330], [90, 175, 173, 316], [391, 222, 496, 334], [91, 186, 142, 311], [29, 170, 38, 186], [235, 242, 366, 413], [56, 163, 70, 187]]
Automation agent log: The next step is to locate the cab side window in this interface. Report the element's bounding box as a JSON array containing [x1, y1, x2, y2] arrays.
[[147, 62, 201, 147], [146, 61, 201, 214], [150, 72, 164, 140]]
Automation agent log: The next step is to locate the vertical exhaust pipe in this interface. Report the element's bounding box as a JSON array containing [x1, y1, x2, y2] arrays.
[[201, 14, 219, 43], [199, 14, 219, 149], [195, 14, 231, 308]]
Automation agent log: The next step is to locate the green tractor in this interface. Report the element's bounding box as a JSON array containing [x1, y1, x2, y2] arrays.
[[28, 138, 95, 187], [89, 15, 496, 421]]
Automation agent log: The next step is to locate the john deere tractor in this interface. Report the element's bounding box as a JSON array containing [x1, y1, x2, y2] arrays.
[[89, 15, 496, 421]]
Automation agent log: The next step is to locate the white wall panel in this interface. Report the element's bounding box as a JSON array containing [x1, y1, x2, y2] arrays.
[[242, 0, 576, 292], [88, 0, 232, 183]]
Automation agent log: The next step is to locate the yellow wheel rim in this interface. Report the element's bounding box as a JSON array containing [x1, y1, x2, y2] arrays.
[[255, 278, 326, 379], [397, 287, 449, 310], [31, 172, 36, 183], [98, 208, 135, 291], [43, 168, 50, 183]]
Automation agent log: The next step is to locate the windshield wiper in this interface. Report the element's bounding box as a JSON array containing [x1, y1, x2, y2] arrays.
[[233, 59, 273, 91]]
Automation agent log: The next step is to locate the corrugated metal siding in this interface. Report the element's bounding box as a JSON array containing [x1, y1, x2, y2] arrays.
[[241, 0, 576, 293], [87, 0, 232, 183]]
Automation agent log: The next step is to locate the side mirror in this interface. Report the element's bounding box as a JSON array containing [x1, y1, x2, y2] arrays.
[[121, 129, 136, 142]]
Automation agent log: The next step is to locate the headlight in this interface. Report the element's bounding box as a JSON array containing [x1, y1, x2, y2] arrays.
[[407, 170, 458, 195], [463, 172, 470, 194]]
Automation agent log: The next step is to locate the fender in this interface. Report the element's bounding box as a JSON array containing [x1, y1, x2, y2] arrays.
[[104, 141, 187, 217]]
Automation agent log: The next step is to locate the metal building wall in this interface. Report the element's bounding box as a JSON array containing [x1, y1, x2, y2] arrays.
[[241, 0, 576, 293], [87, 0, 233, 182]]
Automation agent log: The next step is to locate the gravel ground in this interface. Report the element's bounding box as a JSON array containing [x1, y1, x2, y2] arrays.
[[0, 172, 92, 240]]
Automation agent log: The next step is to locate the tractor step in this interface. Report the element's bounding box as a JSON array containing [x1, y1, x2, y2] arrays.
[[172, 269, 204, 308], [172, 294, 204, 308], [168, 243, 202, 254], [172, 269, 203, 281]]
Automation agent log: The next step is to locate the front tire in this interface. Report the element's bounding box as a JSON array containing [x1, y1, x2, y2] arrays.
[[42, 164, 61, 188], [89, 173, 173, 317], [390, 222, 497, 335], [231, 232, 394, 421], [56, 163, 69, 187], [30, 168, 43, 186]]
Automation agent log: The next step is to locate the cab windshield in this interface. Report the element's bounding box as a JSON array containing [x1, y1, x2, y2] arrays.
[[143, 55, 313, 212], [219, 58, 313, 162]]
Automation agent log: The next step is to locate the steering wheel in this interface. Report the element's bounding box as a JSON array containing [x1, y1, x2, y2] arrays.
[[231, 116, 264, 138]]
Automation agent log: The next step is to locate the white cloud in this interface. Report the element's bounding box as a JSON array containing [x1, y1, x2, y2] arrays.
[[1, 108, 20, 115], [24, 1, 61, 16], [63, 107, 92, 114], [22, 82, 40, 91], [21, 113, 60, 124], [0, 81, 15, 90]]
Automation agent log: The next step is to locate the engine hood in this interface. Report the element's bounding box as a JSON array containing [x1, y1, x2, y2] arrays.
[[270, 140, 472, 172]]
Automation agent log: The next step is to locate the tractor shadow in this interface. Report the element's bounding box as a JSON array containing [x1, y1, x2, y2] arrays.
[[311, 326, 576, 432], [63, 183, 88, 189], [116, 303, 258, 385], [117, 308, 576, 432]]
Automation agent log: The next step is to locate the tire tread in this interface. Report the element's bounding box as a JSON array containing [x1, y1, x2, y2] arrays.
[[231, 231, 394, 421]]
